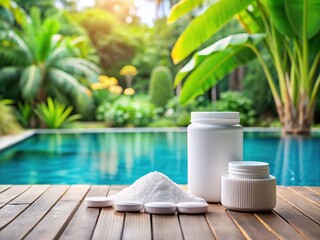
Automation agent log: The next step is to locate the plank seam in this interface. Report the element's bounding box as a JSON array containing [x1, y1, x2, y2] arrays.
[[204, 213, 218, 240], [21, 185, 71, 239], [287, 187, 320, 207], [177, 214, 186, 240], [55, 186, 91, 239], [0, 185, 32, 209], [226, 210, 251, 240], [277, 193, 320, 224], [0, 185, 12, 194], [253, 212, 300, 239], [306, 187, 320, 195], [272, 201, 316, 239]]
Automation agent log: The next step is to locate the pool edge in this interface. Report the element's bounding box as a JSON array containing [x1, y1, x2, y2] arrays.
[[0, 130, 36, 151]]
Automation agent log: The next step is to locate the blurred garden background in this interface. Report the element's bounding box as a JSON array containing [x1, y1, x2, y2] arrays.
[[0, 0, 319, 135]]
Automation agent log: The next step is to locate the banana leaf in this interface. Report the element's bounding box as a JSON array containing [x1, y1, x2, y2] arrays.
[[171, 0, 253, 64], [174, 33, 265, 85], [167, 0, 204, 24]]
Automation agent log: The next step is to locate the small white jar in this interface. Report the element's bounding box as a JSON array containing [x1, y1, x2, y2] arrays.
[[188, 112, 243, 202], [221, 161, 276, 211]]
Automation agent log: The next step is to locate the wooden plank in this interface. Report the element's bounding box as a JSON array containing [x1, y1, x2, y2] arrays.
[[152, 214, 183, 240], [91, 185, 126, 240], [0, 185, 30, 208], [0, 185, 69, 240], [60, 185, 110, 240], [307, 187, 320, 194], [0, 204, 27, 230], [122, 213, 152, 240], [0, 185, 12, 193], [289, 187, 320, 206], [254, 211, 303, 239], [0, 185, 49, 230], [277, 186, 320, 224], [24, 185, 90, 240], [92, 208, 125, 240], [179, 214, 215, 240], [206, 204, 244, 240], [273, 195, 320, 240], [10, 185, 50, 204], [228, 211, 277, 240]]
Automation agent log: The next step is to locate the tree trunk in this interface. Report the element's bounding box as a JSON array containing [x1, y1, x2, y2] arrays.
[[229, 67, 244, 91], [280, 100, 312, 134]]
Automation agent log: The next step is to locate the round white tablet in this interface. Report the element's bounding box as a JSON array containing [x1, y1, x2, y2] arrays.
[[114, 202, 144, 212], [177, 202, 208, 214], [85, 197, 114, 208], [144, 202, 176, 214]]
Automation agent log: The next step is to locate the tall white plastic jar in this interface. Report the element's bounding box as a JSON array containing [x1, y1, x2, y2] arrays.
[[188, 112, 243, 202]]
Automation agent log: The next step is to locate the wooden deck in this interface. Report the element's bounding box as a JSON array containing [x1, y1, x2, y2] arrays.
[[0, 185, 319, 240]]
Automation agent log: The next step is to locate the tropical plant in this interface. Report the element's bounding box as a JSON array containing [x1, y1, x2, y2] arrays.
[[169, 0, 320, 134], [16, 102, 33, 127], [149, 66, 174, 107], [34, 97, 81, 129], [96, 96, 156, 127], [0, 99, 22, 135], [0, 0, 27, 29], [0, 7, 100, 116], [213, 91, 257, 126]]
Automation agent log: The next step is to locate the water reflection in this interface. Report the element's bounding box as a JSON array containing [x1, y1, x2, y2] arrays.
[[274, 135, 319, 186], [244, 132, 320, 186]]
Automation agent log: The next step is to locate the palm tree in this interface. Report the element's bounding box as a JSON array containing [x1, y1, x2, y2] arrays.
[[0, 7, 100, 116]]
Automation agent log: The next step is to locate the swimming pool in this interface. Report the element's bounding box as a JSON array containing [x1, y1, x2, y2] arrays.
[[0, 130, 319, 186]]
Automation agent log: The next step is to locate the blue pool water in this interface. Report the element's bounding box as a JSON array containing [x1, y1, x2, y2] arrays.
[[0, 131, 319, 186]]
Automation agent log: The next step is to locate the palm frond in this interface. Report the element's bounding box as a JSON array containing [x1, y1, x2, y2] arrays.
[[0, 66, 21, 84], [48, 67, 84, 95], [54, 57, 100, 83], [20, 64, 42, 100], [0, 30, 32, 61]]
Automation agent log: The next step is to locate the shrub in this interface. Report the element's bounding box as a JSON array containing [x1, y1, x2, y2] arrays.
[[35, 98, 81, 129], [213, 91, 257, 126], [16, 102, 33, 128], [0, 100, 22, 135], [162, 96, 214, 127], [96, 96, 156, 127], [149, 66, 174, 107]]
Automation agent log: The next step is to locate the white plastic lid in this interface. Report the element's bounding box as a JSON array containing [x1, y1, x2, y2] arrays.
[[228, 161, 270, 179], [191, 112, 240, 125]]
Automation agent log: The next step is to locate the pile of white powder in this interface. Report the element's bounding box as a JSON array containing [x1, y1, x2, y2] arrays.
[[109, 171, 205, 203]]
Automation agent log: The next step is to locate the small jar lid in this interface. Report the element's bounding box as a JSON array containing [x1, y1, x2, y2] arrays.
[[191, 112, 239, 125], [228, 161, 270, 179]]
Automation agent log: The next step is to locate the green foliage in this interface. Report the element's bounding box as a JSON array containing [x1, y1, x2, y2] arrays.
[[169, 0, 320, 133], [160, 96, 214, 127], [149, 66, 174, 107], [16, 102, 33, 127], [0, 7, 100, 117], [35, 97, 81, 129], [148, 118, 176, 127], [0, 99, 22, 135], [132, 19, 184, 93], [96, 96, 156, 127], [213, 91, 257, 126], [92, 89, 120, 107], [72, 8, 138, 75], [173, 33, 265, 103]]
